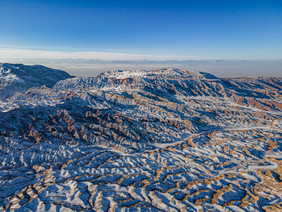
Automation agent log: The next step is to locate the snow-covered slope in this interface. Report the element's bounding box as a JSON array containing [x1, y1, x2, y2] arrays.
[[0, 66, 281, 211], [0, 63, 72, 99]]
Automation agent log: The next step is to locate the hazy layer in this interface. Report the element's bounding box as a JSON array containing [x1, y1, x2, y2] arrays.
[[2, 58, 282, 78]]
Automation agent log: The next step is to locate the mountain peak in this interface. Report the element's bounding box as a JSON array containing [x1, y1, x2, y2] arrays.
[[101, 68, 217, 80], [0, 63, 73, 99]]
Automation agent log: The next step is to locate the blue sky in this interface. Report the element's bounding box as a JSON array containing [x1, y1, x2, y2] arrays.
[[0, 0, 282, 60]]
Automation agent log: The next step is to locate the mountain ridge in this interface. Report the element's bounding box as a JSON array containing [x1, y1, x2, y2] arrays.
[[0, 64, 281, 211], [0, 63, 73, 99]]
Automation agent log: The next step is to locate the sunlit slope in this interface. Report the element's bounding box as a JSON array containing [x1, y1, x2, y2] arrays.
[[0, 67, 281, 211]]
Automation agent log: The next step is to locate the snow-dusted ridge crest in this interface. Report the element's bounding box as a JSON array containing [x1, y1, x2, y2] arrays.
[[0, 64, 281, 211], [101, 68, 212, 79], [53, 68, 218, 92], [0, 63, 73, 99]]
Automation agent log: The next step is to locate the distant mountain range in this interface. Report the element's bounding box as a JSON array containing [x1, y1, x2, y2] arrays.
[[0, 64, 281, 211]]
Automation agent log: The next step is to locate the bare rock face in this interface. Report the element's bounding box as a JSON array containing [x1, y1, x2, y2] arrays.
[[0, 63, 73, 99], [0, 66, 281, 211]]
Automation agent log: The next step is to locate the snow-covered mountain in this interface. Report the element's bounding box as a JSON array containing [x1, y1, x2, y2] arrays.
[[0, 63, 72, 99], [0, 66, 281, 211]]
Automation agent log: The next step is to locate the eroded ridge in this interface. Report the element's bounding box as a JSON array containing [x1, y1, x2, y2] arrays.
[[0, 67, 281, 211]]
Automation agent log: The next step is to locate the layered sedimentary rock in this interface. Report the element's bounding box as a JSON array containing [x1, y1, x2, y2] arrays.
[[0, 66, 281, 211]]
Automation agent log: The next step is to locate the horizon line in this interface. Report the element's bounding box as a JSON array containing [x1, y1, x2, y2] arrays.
[[1, 48, 281, 61]]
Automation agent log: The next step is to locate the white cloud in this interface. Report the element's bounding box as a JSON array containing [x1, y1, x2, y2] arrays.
[[0, 48, 198, 61]]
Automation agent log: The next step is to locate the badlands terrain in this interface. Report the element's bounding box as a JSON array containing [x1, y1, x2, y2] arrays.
[[0, 63, 281, 211]]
